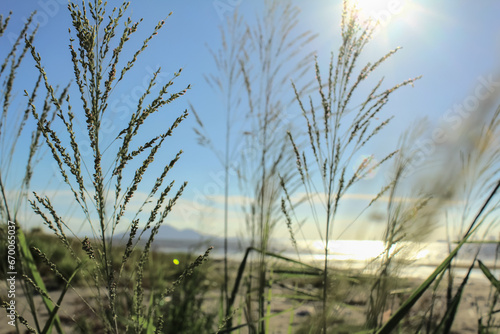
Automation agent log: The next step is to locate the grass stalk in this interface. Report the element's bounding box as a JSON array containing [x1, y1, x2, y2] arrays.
[[284, 2, 420, 332], [374, 179, 500, 334], [15, 1, 196, 332]]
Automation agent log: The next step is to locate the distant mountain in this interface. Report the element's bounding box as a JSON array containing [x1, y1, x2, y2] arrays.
[[112, 224, 246, 255], [139, 224, 209, 240]]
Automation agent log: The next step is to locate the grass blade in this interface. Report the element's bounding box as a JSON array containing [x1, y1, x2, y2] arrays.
[[265, 270, 273, 333], [146, 292, 156, 334], [17, 226, 63, 333], [41, 263, 83, 334], [479, 260, 500, 293], [370, 241, 459, 333], [432, 259, 475, 334], [373, 180, 500, 334]]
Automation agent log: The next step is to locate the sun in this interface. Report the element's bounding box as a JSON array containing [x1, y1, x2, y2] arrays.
[[344, 0, 426, 46], [322, 0, 425, 47], [350, 0, 408, 24]]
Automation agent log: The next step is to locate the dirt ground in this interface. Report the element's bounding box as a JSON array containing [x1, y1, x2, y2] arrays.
[[0, 268, 497, 333]]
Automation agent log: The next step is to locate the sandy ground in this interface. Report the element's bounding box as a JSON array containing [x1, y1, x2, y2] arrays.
[[0, 269, 498, 333]]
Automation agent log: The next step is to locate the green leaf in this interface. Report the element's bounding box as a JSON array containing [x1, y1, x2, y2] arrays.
[[373, 180, 500, 334], [432, 260, 474, 334], [478, 260, 500, 293], [146, 292, 156, 334], [17, 227, 64, 334], [42, 263, 83, 334]]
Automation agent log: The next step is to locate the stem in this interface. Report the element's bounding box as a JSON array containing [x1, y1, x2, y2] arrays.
[[224, 79, 231, 316], [0, 172, 12, 222]]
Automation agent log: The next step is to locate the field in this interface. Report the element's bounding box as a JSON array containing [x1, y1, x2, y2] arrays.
[[1, 0, 500, 333], [1, 230, 499, 333]]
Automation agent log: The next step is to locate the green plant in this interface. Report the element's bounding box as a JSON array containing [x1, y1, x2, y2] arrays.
[[281, 2, 420, 332], [372, 179, 500, 334], [414, 97, 500, 334], [236, 1, 316, 331], [479, 259, 500, 333], [162, 266, 217, 333], [365, 125, 440, 330], [0, 10, 71, 334], [0, 11, 53, 226], [191, 9, 250, 324], [193, 1, 316, 332], [1, 0, 213, 333]]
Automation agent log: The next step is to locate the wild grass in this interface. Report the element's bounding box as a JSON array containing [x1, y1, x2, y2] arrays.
[[193, 0, 316, 331], [191, 9, 249, 325], [400, 79, 500, 334], [1, 0, 500, 333], [1, 1, 214, 333], [0, 10, 72, 334], [364, 125, 440, 330], [0, 227, 218, 332], [280, 2, 422, 332], [232, 1, 316, 330]]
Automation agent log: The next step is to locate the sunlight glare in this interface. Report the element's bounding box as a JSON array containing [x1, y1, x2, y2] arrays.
[[312, 240, 386, 261], [344, 0, 427, 48], [351, 0, 408, 23]]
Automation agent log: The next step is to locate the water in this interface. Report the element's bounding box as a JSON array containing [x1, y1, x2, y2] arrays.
[[157, 238, 500, 280], [289, 239, 500, 280]]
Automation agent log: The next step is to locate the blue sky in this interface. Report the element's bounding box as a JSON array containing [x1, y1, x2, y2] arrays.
[[1, 0, 500, 241]]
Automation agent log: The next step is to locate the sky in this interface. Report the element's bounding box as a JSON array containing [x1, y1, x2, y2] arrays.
[[1, 0, 500, 242]]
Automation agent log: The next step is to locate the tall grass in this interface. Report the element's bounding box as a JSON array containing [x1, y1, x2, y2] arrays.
[[0, 12, 49, 221], [193, 1, 316, 331], [374, 179, 500, 334], [191, 10, 250, 323], [0, 10, 65, 243], [281, 2, 421, 332], [237, 1, 316, 331], [415, 87, 500, 333], [0, 10, 72, 334], [365, 125, 440, 330], [2, 1, 500, 333], [0, 1, 214, 332]]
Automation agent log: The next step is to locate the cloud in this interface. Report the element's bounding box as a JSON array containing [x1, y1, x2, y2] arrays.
[[289, 190, 464, 206]]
